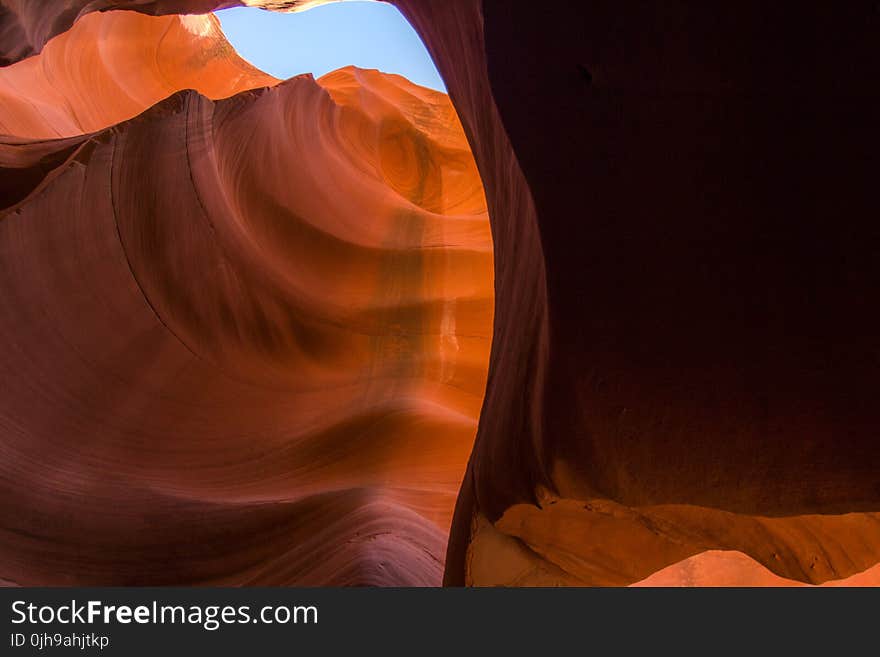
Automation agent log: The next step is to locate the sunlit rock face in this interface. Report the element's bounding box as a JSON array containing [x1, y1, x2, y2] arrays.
[[2, 0, 880, 587], [631, 552, 880, 588], [0, 1, 335, 66], [0, 11, 277, 138], [0, 10, 492, 585]]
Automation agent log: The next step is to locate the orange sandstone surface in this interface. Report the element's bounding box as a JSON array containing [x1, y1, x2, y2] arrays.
[[0, 10, 492, 585], [2, 1, 880, 588], [0, 11, 277, 138]]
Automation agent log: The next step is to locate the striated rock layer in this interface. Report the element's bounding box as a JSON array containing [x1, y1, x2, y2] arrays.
[[2, 1, 880, 586], [0, 12, 492, 585]]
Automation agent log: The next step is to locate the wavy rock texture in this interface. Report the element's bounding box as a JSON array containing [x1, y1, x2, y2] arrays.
[[2, 1, 880, 587], [0, 11, 277, 138], [0, 13, 492, 585], [0, 0, 333, 66]]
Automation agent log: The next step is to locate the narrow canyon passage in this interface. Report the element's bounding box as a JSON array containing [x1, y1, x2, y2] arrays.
[[1, 1, 879, 587]]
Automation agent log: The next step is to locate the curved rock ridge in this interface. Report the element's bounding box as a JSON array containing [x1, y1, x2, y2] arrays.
[[465, 492, 880, 586], [631, 551, 880, 587], [0, 1, 328, 67], [2, 0, 880, 587], [0, 58, 492, 583], [0, 10, 277, 138]]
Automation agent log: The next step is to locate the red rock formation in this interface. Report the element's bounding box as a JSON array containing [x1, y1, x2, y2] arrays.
[[0, 1, 340, 66], [0, 11, 277, 138], [401, 0, 880, 587], [632, 551, 880, 587], [0, 12, 492, 585], [0, 0, 237, 65], [2, 1, 879, 587]]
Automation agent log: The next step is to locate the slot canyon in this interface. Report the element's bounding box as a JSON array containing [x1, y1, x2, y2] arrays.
[[0, 1, 878, 587]]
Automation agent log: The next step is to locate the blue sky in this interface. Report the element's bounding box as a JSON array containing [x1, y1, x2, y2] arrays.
[[215, 2, 446, 92]]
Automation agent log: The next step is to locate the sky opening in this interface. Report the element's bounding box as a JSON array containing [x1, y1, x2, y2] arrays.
[[215, 2, 446, 92]]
